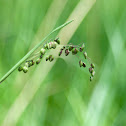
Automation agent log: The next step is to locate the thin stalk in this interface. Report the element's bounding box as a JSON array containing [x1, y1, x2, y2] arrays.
[[0, 20, 73, 84]]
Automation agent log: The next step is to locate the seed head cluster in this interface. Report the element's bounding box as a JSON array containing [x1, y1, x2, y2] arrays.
[[18, 38, 95, 81]]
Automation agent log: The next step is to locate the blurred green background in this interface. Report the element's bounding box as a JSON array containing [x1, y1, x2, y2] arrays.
[[0, 0, 126, 126]]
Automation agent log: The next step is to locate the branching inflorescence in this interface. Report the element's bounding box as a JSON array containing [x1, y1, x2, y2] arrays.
[[0, 20, 95, 84], [18, 38, 95, 81]]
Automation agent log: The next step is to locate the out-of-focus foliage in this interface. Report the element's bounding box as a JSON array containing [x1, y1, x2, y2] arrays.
[[0, 0, 126, 126]]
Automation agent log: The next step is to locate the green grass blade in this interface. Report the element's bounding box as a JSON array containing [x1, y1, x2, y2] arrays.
[[0, 20, 74, 84]]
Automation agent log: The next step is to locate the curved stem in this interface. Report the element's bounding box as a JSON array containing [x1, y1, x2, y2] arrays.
[[0, 20, 74, 84]]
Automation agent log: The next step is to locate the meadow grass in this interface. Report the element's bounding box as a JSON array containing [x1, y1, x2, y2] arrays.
[[0, 0, 126, 126]]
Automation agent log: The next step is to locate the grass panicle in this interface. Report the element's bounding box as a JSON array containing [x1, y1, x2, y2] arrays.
[[18, 38, 95, 81]]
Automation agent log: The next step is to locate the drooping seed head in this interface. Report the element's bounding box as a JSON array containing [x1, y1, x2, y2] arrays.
[[36, 58, 41, 64], [40, 48, 46, 55], [79, 60, 83, 67], [23, 66, 28, 73], [54, 38, 60, 44], [72, 48, 79, 55], [18, 66, 23, 72], [91, 63, 95, 68], [83, 52, 87, 59]]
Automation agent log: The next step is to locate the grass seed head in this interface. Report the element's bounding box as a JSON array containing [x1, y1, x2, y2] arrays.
[[83, 52, 87, 59], [91, 63, 95, 68], [80, 43, 85, 52], [91, 71, 95, 77], [54, 38, 60, 44], [49, 55, 54, 62], [46, 55, 49, 61], [89, 67, 93, 73], [46, 43, 50, 49], [28, 61, 33, 67], [36, 58, 41, 64], [69, 46, 74, 51], [82, 62, 86, 67], [23, 66, 28, 73], [31, 61, 35, 66], [44, 43, 50, 49], [40, 48, 46, 55], [90, 76, 93, 81], [65, 49, 70, 56], [18, 66, 23, 72], [17, 37, 95, 81], [59, 50, 62, 56], [40, 54, 43, 59], [79, 60, 83, 67], [25, 62, 29, 67], [72, 48, 79, 55], [51, 42, 57, 49]]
